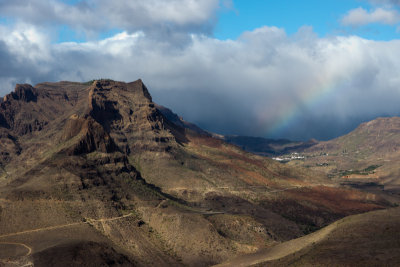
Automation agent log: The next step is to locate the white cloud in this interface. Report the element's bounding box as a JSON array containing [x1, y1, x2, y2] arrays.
[[2, 24, 400, 140], [367, 0, 400, 6], [0, 23, 51, 62], [341, 7, 400, 26]]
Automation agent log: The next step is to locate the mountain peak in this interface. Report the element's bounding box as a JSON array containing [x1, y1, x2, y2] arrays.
[[88, 79, 152, 102], [0, 79, 178, 158], [3, 83, 38, 102]]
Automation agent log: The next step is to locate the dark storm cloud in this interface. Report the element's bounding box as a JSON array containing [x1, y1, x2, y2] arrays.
[[0, 0, 220, 37]]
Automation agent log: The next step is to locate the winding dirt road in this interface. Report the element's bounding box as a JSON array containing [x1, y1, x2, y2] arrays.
[[0, 212, 136, 264], [0, 242, 33, 267], [0, 242, 32, 256], [0, 213, 135, 239]]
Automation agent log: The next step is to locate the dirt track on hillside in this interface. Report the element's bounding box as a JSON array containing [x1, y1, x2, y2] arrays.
[[0, 213, 136, 263], [0, 213, 135, 240]]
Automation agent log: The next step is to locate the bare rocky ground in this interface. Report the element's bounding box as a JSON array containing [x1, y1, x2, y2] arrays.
[[0, 80, 396, 266]]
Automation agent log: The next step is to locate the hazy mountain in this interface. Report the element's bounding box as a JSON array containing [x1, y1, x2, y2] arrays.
[[283, 117, 400, 194], [223, 136, 318, 157]]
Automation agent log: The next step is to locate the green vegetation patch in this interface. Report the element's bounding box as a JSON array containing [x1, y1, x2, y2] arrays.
[[340, 165, 381, 176]]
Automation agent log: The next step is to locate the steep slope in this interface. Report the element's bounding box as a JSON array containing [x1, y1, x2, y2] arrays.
[[0, 80, 390, 266], [156, 104, 209, 136]]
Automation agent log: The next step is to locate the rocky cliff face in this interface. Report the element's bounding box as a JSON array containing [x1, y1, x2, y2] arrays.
[[86, 79, 176, 154], [0, 79, 178, 164], [61, 115, 120, 155]]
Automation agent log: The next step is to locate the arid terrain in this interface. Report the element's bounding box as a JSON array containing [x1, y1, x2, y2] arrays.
[[0, 79, 399, 266], [274, 117, 400, 202]]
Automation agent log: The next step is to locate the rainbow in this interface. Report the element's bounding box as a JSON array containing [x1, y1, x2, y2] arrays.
[[258, 75, 348, 137]]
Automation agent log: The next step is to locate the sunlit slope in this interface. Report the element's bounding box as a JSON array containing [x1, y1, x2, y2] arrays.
[[283, 117, 400, 193]]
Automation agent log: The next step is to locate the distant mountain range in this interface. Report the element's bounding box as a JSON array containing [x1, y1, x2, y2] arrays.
[[275, 117, 400, 195], [155, 105, 319, 157], [223, 135, 318, 157]]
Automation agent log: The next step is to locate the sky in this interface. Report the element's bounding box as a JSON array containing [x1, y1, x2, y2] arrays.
[[1, 0, 400, 140]]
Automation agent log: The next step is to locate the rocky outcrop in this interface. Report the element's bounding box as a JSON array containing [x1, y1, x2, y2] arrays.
[[62, 115, 119, 155], [88, 81, 123, 132], [0, 129, 21, 163], [0, 84, 47, 135], [10, 84, 38, 102], [85, 79, 177, 154], [0, 113, 8, 128]]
